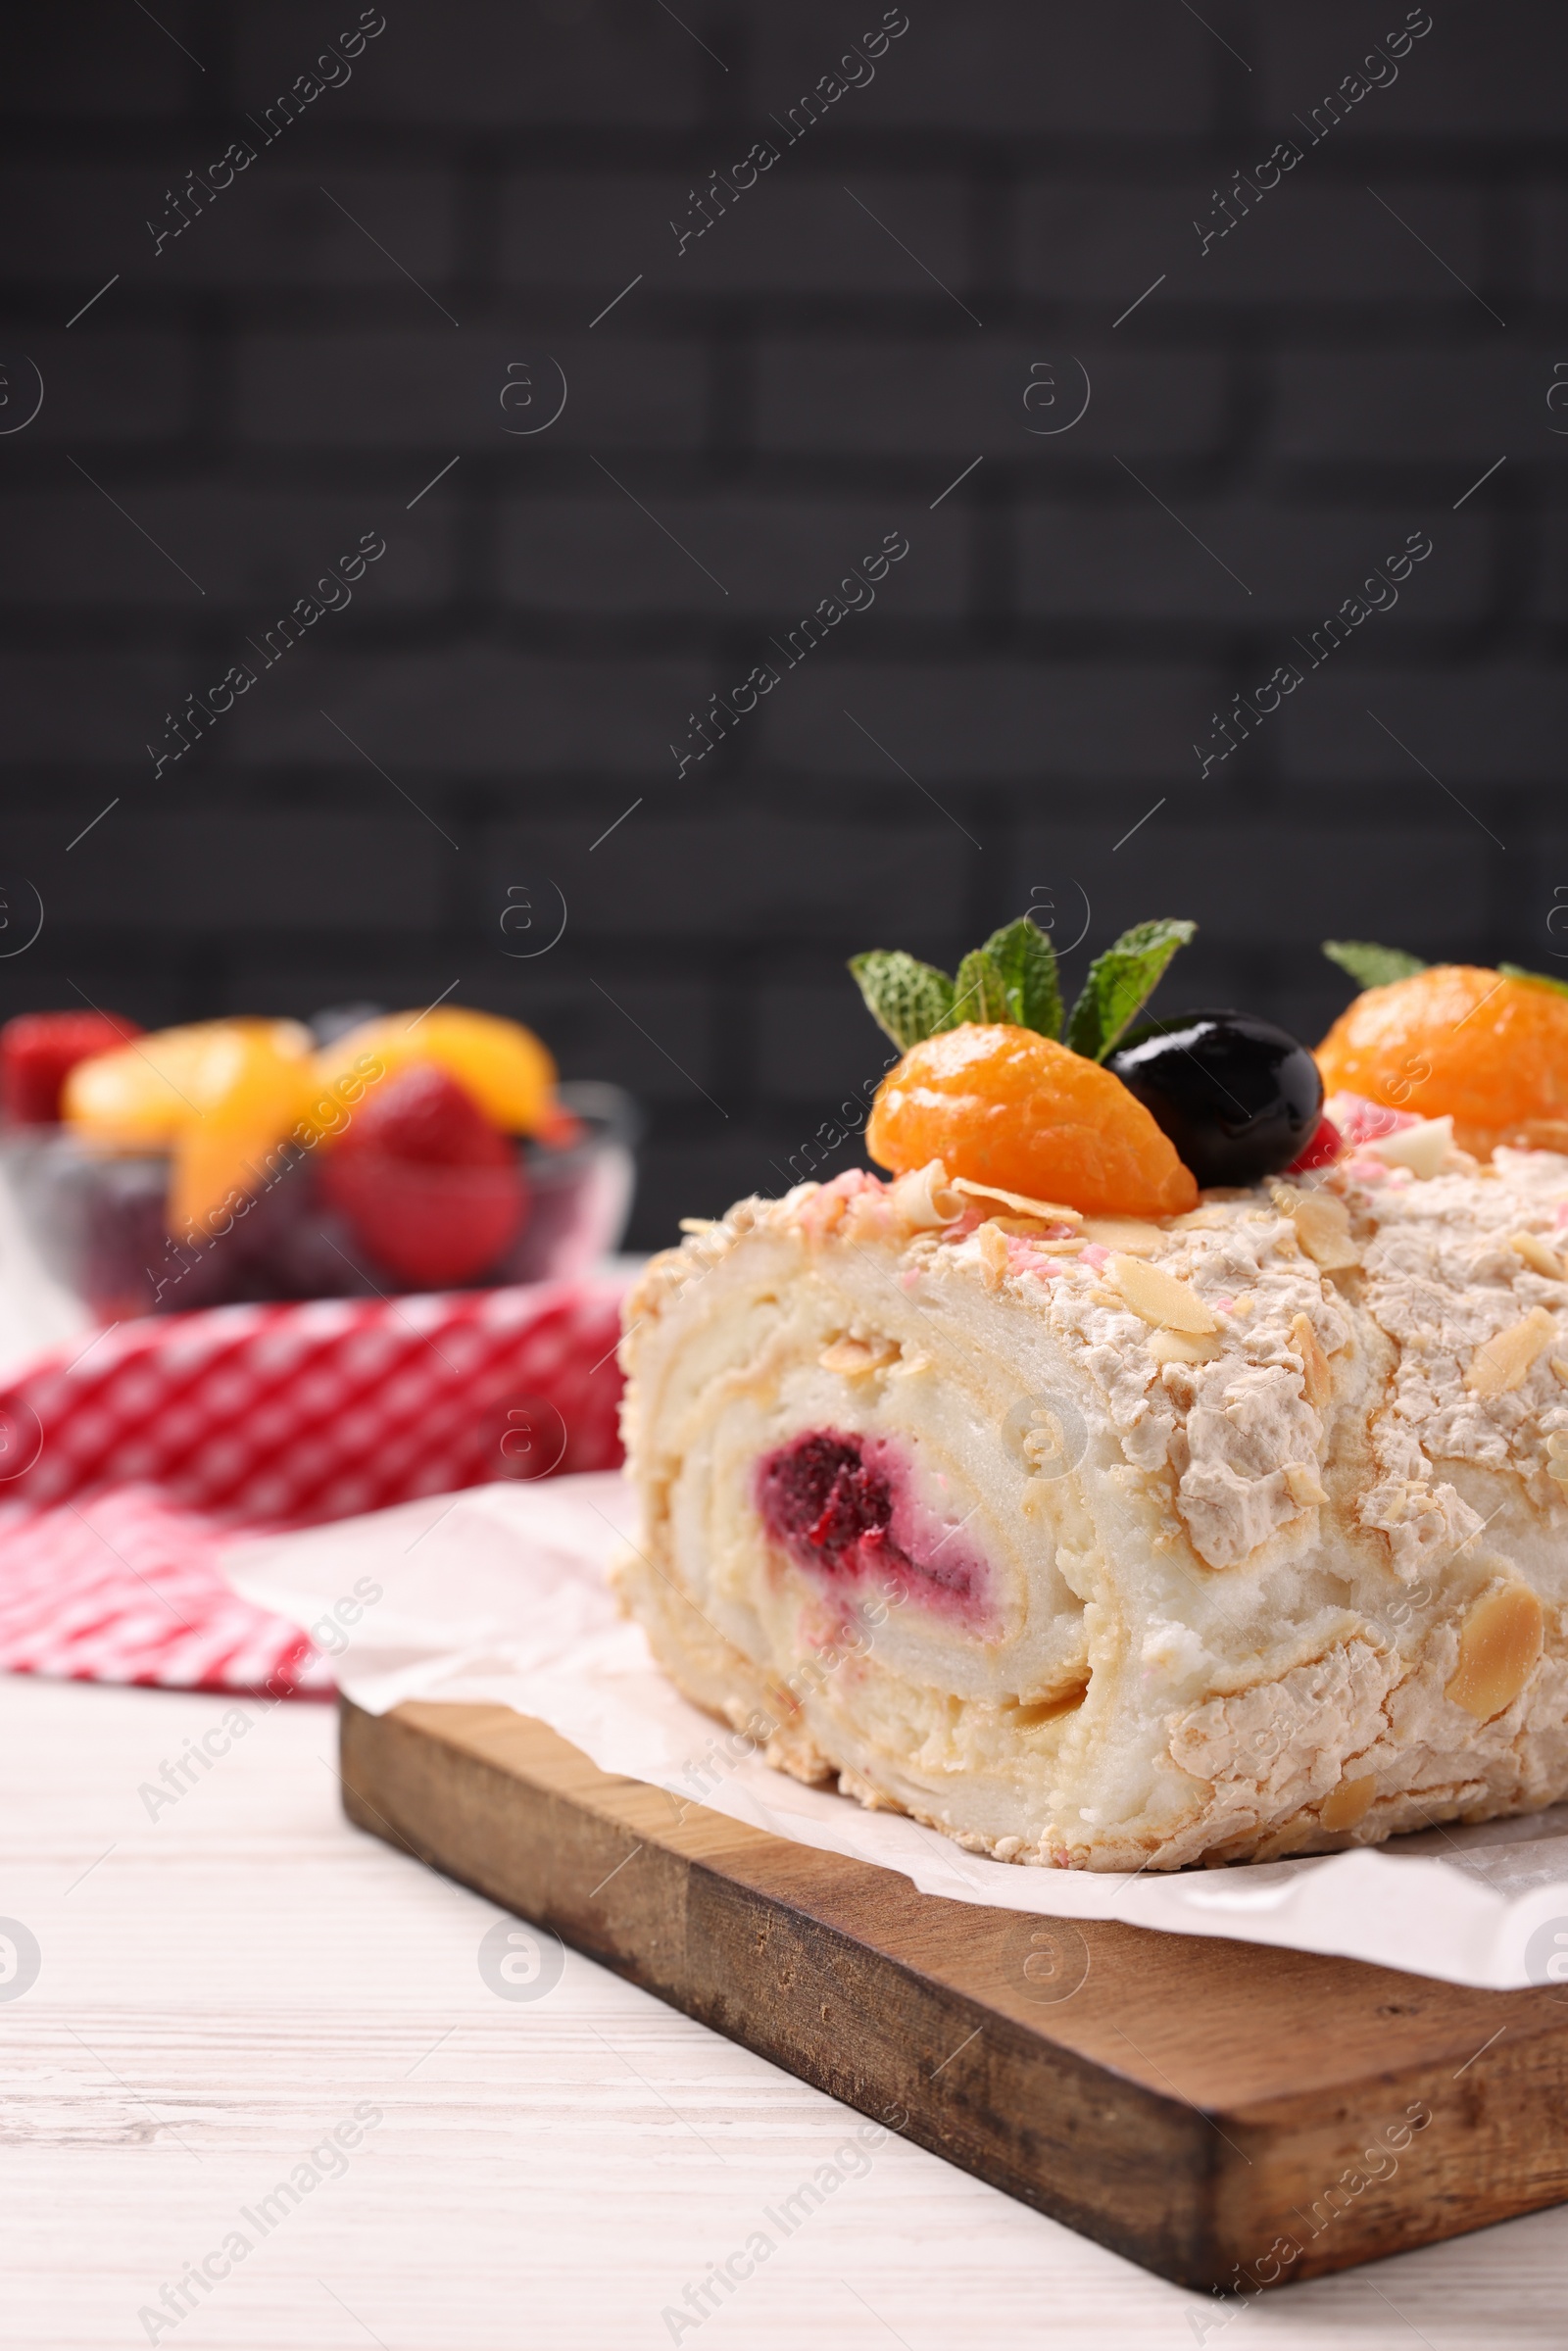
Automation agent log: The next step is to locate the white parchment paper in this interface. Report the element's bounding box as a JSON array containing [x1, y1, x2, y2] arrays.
[[224, 1472, 1568, 1990]]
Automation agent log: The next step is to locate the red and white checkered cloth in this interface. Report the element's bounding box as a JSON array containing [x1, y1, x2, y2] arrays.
[[0, 1279, 627, 1695]]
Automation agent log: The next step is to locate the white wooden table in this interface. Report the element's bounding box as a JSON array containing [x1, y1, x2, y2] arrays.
[[8, 1674, 1567, 2351], [3, 1192, 1566, 2346]]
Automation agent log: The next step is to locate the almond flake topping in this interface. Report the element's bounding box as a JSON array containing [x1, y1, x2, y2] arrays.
[[1290, 1311, 1333, 1410], [1283, 1462, 1328, 1506], [1275, 1187, 1360, 1271], [1466, 1306, 1557, 1396], [1509, 1231, 1566, 1280], [1079, 1216, 1165, 1255], [950, 1176, 1083, 1225], [1365, 1115, 1453, 1179], [976, 1220, 1009, 1289], [1149, 1329, 1222, 1364], [1107, 1253, 1220, 1334], [1446, 1582, 1544, 1720]]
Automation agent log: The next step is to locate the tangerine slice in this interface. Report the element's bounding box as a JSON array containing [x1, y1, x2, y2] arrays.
[[865, 1025, 1199, 1219], [311, 1007, 557, 1138], [63, 1019, 311, 1151], [169, 1026, 318, 1238], [63, 1020, 318, 1237], [1315, 966, 1568, 1159]]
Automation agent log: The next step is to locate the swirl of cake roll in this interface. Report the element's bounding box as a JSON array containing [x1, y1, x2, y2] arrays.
[[615, 1149, 1568, 1870]]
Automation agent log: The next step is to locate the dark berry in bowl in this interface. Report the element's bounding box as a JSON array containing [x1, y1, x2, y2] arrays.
[[1105, 1010, 1324, 1190]]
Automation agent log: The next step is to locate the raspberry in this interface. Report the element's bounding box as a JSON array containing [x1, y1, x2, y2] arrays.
[[756, 1429, 989, 1617], [2, 1011, 142, 1125], [320, 1064, 525, 1287], [757, 1432, 894, 1576], [761, 1419, 893, 1570], [338, 1061, 514, 1167], [1286, 1115, 1344, 1174]]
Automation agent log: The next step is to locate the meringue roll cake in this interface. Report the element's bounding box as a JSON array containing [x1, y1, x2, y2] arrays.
[[616, 1152, 1568, 1872]]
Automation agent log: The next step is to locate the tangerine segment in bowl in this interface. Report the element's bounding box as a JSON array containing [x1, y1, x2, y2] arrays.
[[1315, 965, 1568, 1159], [311, 1007, 557, 1139], [63, 1019, 315, 1151], [63, 1020, 321, 1237], [169, 1031, 323, 1237], [866, 1024, 1200, 1219]]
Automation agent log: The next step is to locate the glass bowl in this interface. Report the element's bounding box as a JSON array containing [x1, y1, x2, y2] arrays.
[[3, 1081, 639, 1320]]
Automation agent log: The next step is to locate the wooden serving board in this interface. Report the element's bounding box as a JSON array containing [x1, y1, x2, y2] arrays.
[[339, 1696, 1568, 2293]]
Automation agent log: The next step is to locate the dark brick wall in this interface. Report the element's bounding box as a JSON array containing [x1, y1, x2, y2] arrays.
[[1, 0, 1562, 1245]]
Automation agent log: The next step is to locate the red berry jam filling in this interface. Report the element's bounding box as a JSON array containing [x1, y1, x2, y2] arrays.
[[756, 1429, 988, 1622]]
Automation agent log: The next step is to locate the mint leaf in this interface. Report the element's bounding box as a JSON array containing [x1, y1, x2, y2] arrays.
[[848, 951, 956, 1050], [1065, 918, 1197, 1061], [1499, 963, 1568, 998], [950, 915, 1062, 1038], [1322, 941, 1428, 990], [952, 946, 1008, 1025]]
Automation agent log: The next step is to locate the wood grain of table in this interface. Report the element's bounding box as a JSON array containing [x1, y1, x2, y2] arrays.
[[3, 1672, 1565, 2349]]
